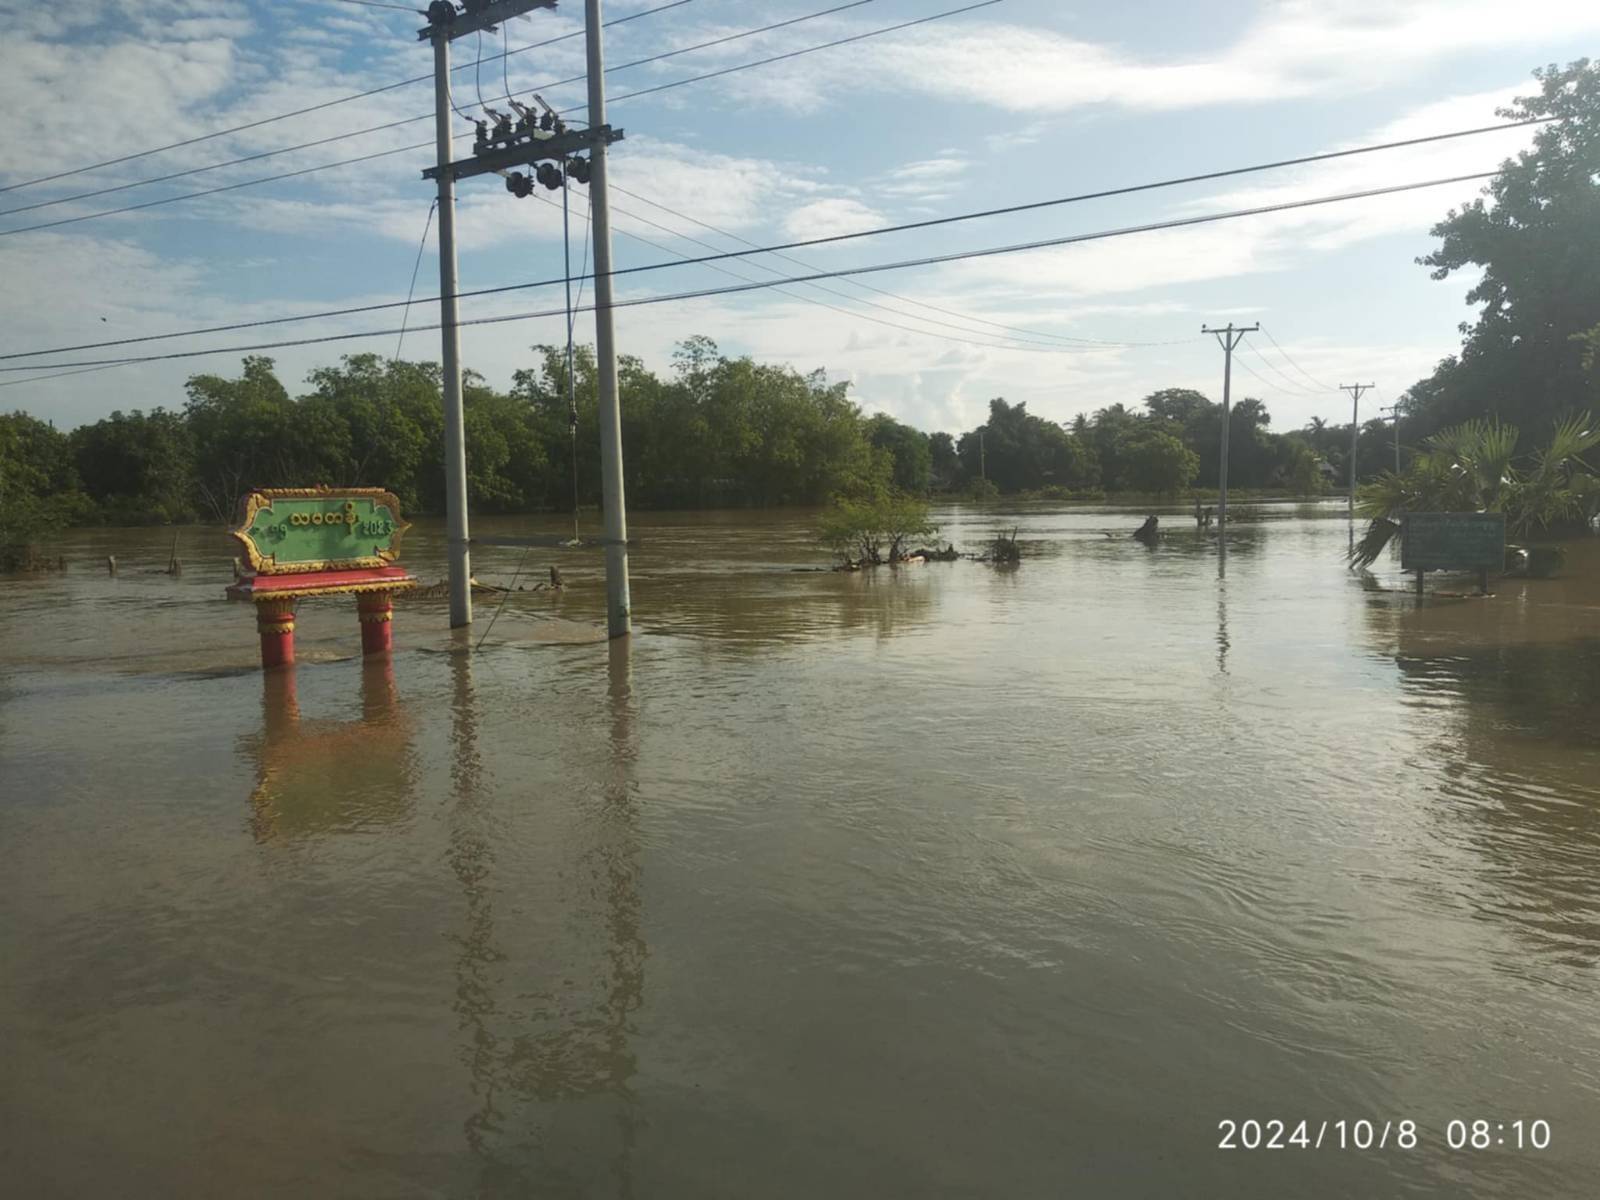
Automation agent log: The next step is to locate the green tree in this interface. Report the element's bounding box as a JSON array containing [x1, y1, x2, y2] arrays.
[[1121, 429, 1199, 496], [817, 492, 936, 565], [963, 398, 1097, 493], [1407, 60, 1600, 440], [184, 356, 300, 520], [867, 413, 932, 494], [303, 355, 443, 512], [1, 412, 87, 564], [71, 408, 195, 521], [928, 431, 960, 489]]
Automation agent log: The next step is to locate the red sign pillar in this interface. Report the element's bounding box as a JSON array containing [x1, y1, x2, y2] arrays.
[[357, 590, 395, 656], [255, 597, 297, 669]]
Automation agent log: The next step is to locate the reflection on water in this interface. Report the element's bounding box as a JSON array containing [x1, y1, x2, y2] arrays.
[[440, 638, 645, 1196], [1216, 552, 1230, 675], [244, 659, 415, 841], [3, 503, 1600, 1198], [1365, 596, 1600, 967]]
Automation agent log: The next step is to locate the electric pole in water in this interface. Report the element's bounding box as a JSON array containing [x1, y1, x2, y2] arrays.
[[585, 0, 631, 638], [1340, 382, 1374, 518], [420, 0, 630, 635], [1201, 323, 1258, 533]]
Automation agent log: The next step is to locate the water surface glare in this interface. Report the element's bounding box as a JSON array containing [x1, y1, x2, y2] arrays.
[[3, 501, 1599, 1197]]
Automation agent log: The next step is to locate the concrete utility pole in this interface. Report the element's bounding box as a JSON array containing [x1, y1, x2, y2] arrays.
[[1201, 322, 1258, 533], [979, 429, 986, 481], [429, 20, 471, 628], [1341, 382, 1375, 518], [585, 0, 632, 638], [419, 0, 562, 628]]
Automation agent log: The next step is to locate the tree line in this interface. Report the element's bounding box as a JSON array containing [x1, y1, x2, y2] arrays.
[[1, 340, 1338, 538], [0, 327, 1434, 551]]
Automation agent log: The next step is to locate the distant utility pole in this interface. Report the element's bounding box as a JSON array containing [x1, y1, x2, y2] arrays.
[[979, 429, 986, 481], [1380, 403, 1401, 475], [1340, 382, 1375, 518], [420, 0, 629, 634], [1201, 322, 1258, 533]]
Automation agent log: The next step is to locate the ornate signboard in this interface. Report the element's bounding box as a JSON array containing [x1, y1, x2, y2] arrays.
[[226, 486, 418, 669], [233, 487, 409, 575]]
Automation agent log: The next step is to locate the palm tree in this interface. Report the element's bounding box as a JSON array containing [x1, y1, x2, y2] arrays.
[[1348, 415, 1599, 568]]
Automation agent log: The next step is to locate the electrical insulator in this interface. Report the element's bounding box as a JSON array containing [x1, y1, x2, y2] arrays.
[[566, 156, 591, 185], [536, 162, 564, 190], [505, 172, 533, 198], [539, 111, 554, 132]]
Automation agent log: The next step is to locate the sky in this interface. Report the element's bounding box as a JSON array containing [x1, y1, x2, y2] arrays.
[[0, 0, 1596, 437]]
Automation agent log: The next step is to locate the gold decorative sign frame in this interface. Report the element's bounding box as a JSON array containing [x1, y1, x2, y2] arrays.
[[232, 485, 412, 576]]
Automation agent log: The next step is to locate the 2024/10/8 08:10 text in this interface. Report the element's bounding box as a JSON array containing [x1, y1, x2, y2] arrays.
[[1217, 1119, 1551, 1150]]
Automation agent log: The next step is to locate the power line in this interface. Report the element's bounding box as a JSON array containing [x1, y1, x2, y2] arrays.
[[1241, 342, 1325, 396], [610, 182, 1191, 348], [328, 0, 420, 11], [1, 1, 877, 219], [0, 168, 1502, 375], [2, 36, 1537, 237], [0, 0, 978, 236], [558, 0, 995, 114], [1234, 352, 1314, 400], [0, 362, 128, 390], [0, 124, 1529, 361], [0, 0, 700, 196], [545, 190, 1107, 354], [1258, 323, 1340, 392], [392, 199, 438, 360]]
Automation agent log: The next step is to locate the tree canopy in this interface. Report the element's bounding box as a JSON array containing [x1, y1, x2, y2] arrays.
[[1402, 60, 1600, 442]]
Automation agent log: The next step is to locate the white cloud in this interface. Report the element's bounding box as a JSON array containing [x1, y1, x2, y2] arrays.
[[872, 156, 965, 203], [781, 197, 884, 241], [714, 1, 1600, 115]]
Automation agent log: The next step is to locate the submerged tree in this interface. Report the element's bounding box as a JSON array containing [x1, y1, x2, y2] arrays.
[[817, 493, 938, 567]]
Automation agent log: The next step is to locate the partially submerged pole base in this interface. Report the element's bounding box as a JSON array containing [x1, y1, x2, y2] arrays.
[[357, 590, 395, 656], [256, 598, 297, 670]]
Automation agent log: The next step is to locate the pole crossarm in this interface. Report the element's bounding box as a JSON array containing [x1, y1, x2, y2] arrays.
[[1201, 321, 1259, 349], [422, 124, 623, 181], [419, 0, 558, 42]]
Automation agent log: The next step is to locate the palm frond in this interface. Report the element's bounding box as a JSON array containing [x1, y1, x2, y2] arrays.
[[1348, 517, 1400, 569]]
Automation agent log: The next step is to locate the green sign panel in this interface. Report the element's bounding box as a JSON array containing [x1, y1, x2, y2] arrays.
[[232, 487, 409, 575], [1400, 512, 1504, 572]]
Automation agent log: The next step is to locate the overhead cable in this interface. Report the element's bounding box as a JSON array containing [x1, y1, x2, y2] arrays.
[[0, 169, 1502, 375]]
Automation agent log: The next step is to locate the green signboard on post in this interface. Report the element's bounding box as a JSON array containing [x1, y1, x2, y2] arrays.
[[232, 486, 410, 575], [1400, 512, 1505, 572]]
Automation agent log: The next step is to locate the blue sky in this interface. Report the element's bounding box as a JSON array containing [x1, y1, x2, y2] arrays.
[[1, 0, 1596, 436]]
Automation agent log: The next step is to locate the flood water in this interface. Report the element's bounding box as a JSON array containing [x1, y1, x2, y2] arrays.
[[3, 501, 1599, 1198]]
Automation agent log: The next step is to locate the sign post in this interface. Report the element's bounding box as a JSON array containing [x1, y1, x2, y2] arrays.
[[227, 487, 418, 669], [1399, 512, 1504, 600]]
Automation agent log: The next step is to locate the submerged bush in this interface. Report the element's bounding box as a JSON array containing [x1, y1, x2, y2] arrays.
[[817, 494, 938, 566]]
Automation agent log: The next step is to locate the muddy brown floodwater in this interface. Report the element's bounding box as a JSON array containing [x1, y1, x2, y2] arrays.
[[2, 501, 1599, 1198]]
